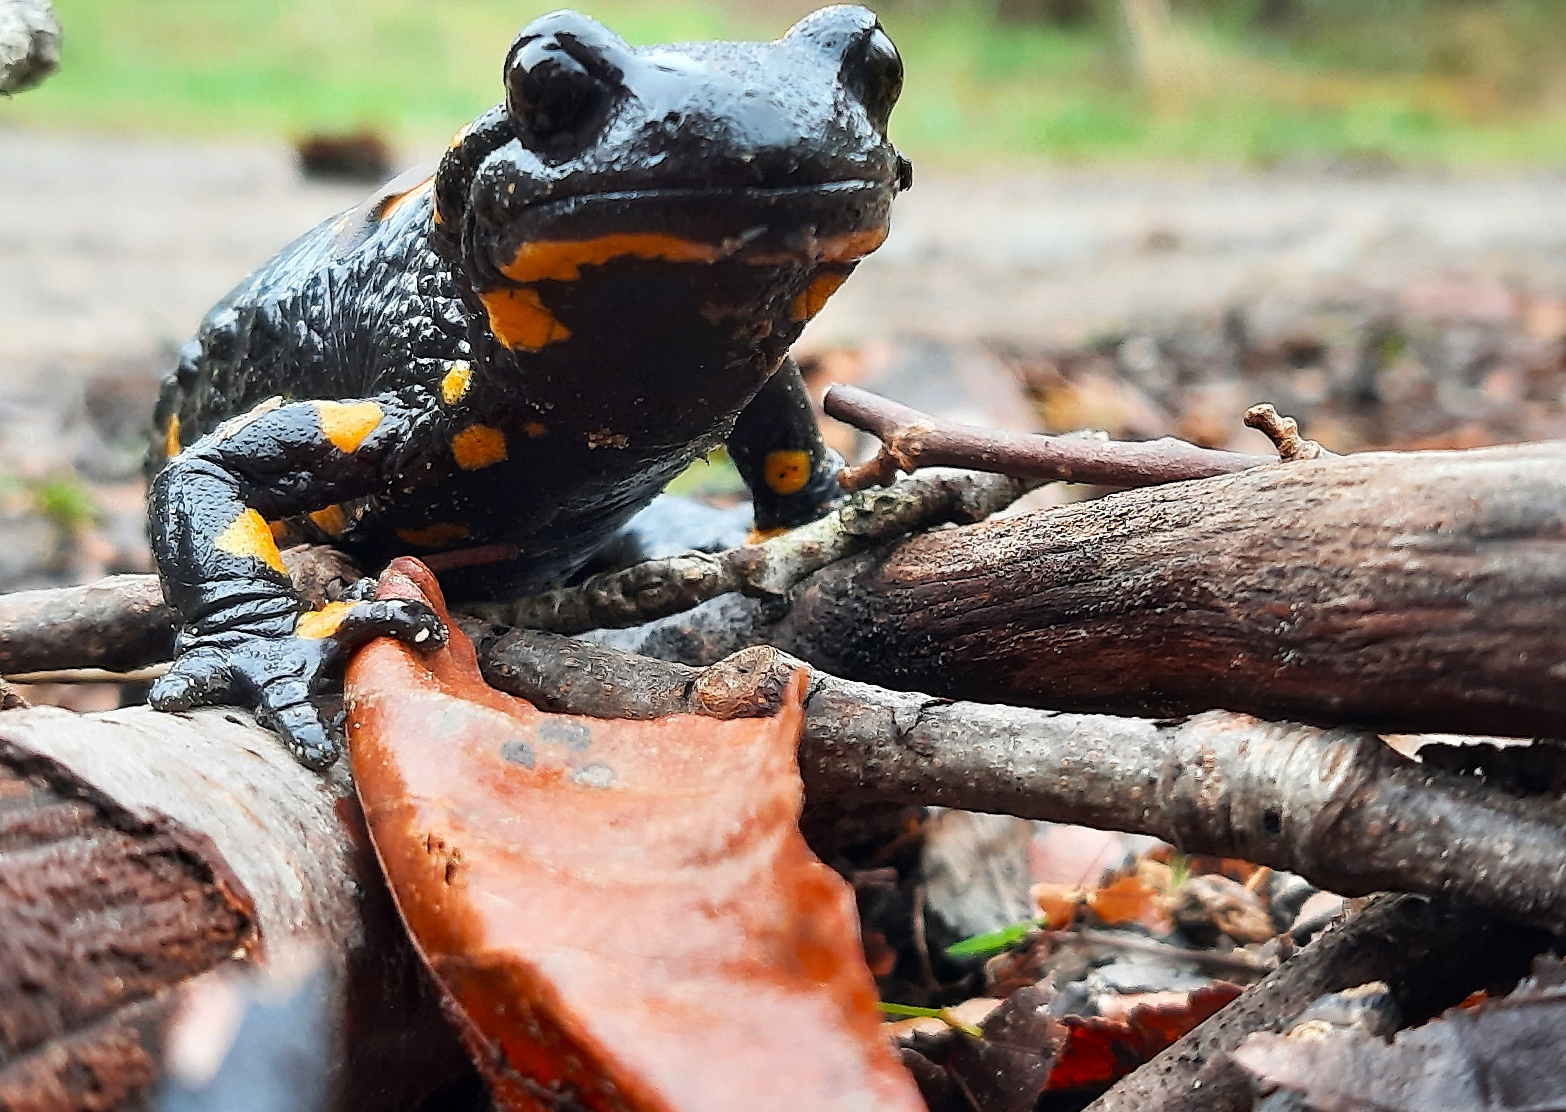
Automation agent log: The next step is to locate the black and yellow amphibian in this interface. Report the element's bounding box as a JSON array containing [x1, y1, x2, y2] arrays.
[[145, 7, 911, 768]]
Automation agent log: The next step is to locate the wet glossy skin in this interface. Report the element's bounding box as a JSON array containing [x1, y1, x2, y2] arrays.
[[144, 6, 910, 768]]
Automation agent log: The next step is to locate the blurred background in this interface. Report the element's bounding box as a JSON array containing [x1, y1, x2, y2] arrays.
[[4, 0, 1566, 705]]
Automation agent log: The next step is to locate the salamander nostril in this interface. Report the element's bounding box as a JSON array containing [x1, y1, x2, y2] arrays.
[[505, 32, 619, 160]]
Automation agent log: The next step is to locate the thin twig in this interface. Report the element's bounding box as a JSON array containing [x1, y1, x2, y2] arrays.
[[459, 469, 1024, 634], [1070, 928, 1275, 977], [6, 664, 170, 685], [824, 384, 1280, 492], [1244, 403, 1331, 462]]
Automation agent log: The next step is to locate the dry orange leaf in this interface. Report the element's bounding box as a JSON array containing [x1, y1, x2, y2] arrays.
[[346, 558, 923, 1112], [1086, 875, 1174, 935]]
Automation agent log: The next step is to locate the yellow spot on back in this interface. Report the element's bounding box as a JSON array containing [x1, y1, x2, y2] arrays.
[[296, 600, 355, 640], [376, 176, 434, 222], [522, 421, 548, 439], [764, 449, 812, 496], [791, 271, 850, 321], [440, 362, 473, 406], [500, 233, 723, 284], [164, 414, 180, 459], [308, 504, 348, 537], [451, 424, 507, 470], [479, 287, 572, 351], [316, 400, 384, 453], [396, 522, 471, 548], [214, 509, 287, 576]]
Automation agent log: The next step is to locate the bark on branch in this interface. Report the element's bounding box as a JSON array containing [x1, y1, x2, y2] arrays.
[[823, 384, 1276, 491], [471, 628, 1566, 935], [0, 705, 466, 1108], [600, 441, 1566, 738]]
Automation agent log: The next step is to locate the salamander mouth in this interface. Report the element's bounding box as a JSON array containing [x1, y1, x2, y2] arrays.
[[476, 178, 895, 287]]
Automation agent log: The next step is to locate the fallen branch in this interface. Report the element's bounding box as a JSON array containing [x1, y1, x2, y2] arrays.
[[459, 469, 1023, 634], [472, 629, 1566, 934], [2, 446, 1561, 738], [599, 440, 1566, 738], [1086, 894, 1551, 1112], [0, 545, 361, 677], [0, 704, 466, 1108], [824, 384, 1276, 491]]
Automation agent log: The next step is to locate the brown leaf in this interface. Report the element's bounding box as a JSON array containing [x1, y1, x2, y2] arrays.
[[943, 984, 1067, 1112], [346, 558, 923, 1112], [1233, 958, 1566, 1111]]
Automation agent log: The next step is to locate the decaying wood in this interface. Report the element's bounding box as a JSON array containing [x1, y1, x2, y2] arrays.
[[599, 442, 1566, 738], [1086, 894, 1552, 1112], [473, 630, 1566, 934], [0, 706, 466, 1110], [825, 384, 1275, 491], [0, 758, 246, 1109]]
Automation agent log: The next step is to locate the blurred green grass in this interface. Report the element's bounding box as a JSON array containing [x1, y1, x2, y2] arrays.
[[10, 0, 1566, 166]]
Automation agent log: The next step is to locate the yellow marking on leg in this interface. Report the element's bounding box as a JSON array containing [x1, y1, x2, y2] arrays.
[[214, 396, 284, 444], [479, 287, 572, 351], [747, 524, 790, 544], [763, 449, 812, 496], [395, 522, 471, 548], [790, 271, 849, 321], [500, 233, 723, 283], [308, 504, 348, 537], [296, 600, 355, 640], [214, 509, 287, 576], [522, 421, 548, 439], [316, 400, 384, 453], [164, 414, 180, 459], [440, 362, 473, 406], [451, 424, 507, 470]]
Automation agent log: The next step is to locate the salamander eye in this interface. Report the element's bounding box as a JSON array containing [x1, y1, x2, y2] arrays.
[[505, 29, 620, 159], [845, 27, 903, 134]]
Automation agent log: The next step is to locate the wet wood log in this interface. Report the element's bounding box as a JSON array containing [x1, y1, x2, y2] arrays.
[[0, 706, 466, 1110], [605, 441, 1566, 738]]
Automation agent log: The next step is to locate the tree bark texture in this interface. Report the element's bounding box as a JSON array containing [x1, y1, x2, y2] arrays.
[[756, 442, 1566, 737], [0, 706, 465, 1110], [477, 630, 1566, 934]]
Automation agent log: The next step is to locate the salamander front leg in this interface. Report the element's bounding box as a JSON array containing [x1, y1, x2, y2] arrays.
[[728, 357, 846, 536], [148, 395, 445, 768]]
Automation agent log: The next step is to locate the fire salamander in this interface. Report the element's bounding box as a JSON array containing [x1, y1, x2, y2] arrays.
[[144, 7, 911, 768]]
